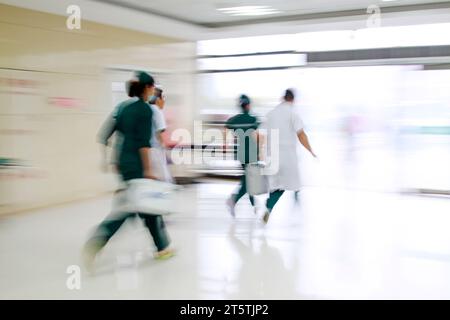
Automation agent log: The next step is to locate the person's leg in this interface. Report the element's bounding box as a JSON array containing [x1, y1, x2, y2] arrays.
[[228, 165, 247, 217], [249, 194, 255, 206], [140, 214, 171, 254], [83, 212, 136, 270], [85, 212, 135, 249], [235, 165, 255, 205], [263, 190, 285, 223], [228, 165, 256, 217], [233, 171, 247, 204], [266, 190, 285, 212], [294, 191, 299, 203]]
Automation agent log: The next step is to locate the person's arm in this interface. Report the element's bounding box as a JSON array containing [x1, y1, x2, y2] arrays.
[[223, 128, 229, 153], [224, 118, 233, 155], [257, 130, 265, 161], [292, 109, 317, 158], [156, 130, 165, 147], [250, 123, 261, 162], [99, 145, 109, 172], [139, 147, 154, 179], [97, 113, 117, 171], [297, 129, 317, 158], [256, 119, 266, 161], [152, 105, 167, 148]]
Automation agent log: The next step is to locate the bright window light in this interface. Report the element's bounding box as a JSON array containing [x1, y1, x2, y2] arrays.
[[198, 23, 450, 55]]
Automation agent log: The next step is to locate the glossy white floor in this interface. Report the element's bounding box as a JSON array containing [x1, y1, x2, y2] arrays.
[[1, 179, 450, 299]]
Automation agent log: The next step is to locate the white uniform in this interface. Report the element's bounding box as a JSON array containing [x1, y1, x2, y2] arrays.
[[263, 102, 304, 191], [149, 104, 173, 183]]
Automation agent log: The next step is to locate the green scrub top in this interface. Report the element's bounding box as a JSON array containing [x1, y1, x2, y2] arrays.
[[225, 111, 259, 164], [99, 98, 153, 181]]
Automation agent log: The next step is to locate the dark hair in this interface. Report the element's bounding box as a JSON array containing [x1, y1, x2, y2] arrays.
[[239, 94, 251, 110], [127, 80, 146, 98], [127, 71, 155, 98], [284, 89, 295, 101]]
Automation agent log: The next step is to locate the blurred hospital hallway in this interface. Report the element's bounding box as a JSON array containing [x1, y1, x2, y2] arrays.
[[1, 0, 450, 301]]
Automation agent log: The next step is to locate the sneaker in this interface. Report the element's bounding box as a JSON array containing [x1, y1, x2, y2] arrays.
[[82, 238, 107, 274], [82, 253, 95, 275], [154, 248, 175, 260], [263, 210, 270, 224], [82, 243, 101, 275], [226, 197, 236, 217]]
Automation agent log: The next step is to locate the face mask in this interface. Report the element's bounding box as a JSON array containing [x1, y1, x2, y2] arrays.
[[149, 96, 157, 104]]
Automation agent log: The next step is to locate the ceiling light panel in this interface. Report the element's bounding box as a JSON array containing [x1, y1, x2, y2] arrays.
[[217, 5, 281, 16]]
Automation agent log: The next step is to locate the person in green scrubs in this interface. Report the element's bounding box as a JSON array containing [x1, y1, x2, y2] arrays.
[[83, 71, 174, 272], [225, 94, 260, 217]]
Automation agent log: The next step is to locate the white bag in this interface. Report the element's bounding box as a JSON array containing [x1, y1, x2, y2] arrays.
[[111, 179, 182, 216], [245, 162, 269, 196]]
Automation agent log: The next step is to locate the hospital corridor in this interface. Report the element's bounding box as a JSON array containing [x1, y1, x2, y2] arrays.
[[1, 0, 450, 302]]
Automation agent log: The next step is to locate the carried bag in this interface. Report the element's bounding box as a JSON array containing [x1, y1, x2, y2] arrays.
[[111, 178, 182, 215], [245, 162, 269, 196]]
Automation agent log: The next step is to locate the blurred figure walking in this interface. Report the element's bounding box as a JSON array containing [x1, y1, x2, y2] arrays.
[[261, 89, 316, 223], [225, 95, 260, 217], [83, 71, 174, 272]]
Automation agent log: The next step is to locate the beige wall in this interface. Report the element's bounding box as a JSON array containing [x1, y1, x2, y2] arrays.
[[0, 4, 197, 214]]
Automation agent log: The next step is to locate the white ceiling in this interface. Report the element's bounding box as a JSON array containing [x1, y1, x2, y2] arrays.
[[2, 0, 450, 40], [92, 0, 450, 25]]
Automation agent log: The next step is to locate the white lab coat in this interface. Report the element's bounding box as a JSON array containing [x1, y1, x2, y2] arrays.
[[149, 104, 173, 183], [262, 102, 304, 191]]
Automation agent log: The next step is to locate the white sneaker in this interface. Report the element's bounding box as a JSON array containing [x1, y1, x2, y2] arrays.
[[226, 197, 236, 217]]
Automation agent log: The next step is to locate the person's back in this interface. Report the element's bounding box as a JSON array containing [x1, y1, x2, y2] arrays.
[[226, 111, 259, 164], [265, 102, 300, 150], [115, 98, 153, 181]]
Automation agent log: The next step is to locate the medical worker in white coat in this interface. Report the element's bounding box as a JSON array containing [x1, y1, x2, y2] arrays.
[[148, 87, 173, 183], [261, 89, 316, 223]]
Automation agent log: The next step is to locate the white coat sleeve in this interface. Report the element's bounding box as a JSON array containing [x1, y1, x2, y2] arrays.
[[291, 110, 304, 133], [151, 105, 166, 132]]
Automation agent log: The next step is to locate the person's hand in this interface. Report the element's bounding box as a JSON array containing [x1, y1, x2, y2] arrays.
[[143, 169, 158, 180]]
